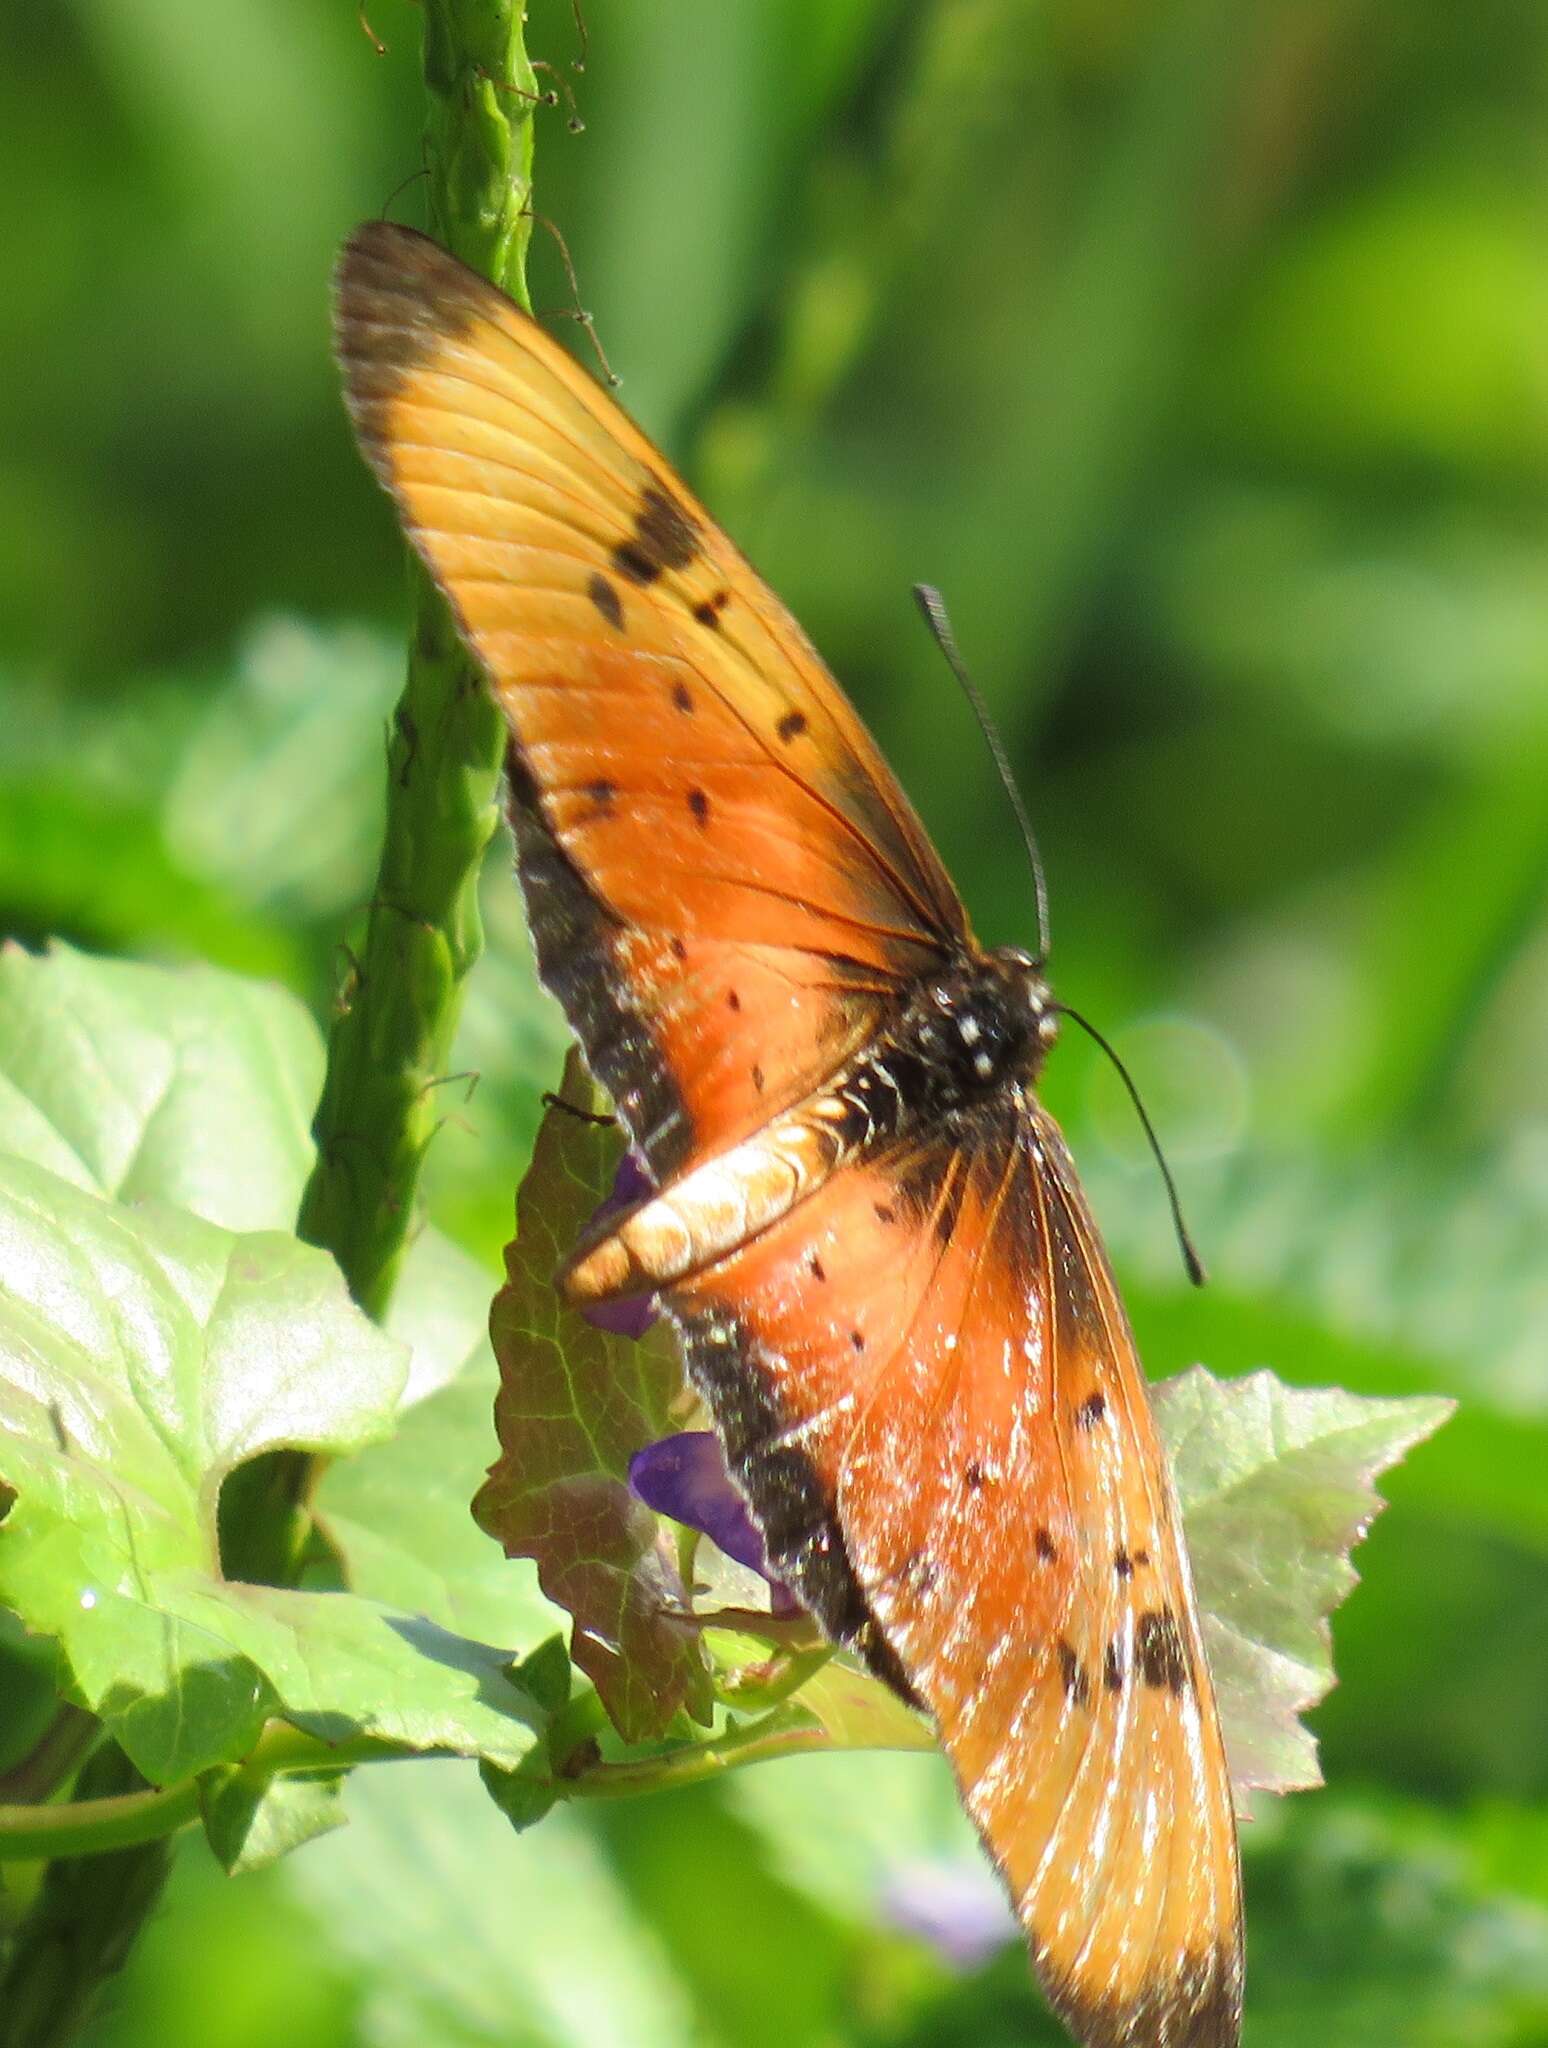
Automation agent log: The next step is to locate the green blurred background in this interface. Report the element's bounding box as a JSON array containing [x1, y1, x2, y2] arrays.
[[5, 0, 1548, 2042]]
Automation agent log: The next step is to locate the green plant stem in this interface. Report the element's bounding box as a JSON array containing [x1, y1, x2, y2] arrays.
[[561, 1712, 838, 1803], [0, 1712, 830, 1864], [0, 1776, 200, 1864], [297, 8, 539, 1317], [222, 1, 539, 1587], [0, 1727, 414, 1865]]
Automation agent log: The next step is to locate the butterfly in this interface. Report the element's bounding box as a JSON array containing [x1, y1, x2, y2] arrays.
[[335, 220, 1243, 2048]]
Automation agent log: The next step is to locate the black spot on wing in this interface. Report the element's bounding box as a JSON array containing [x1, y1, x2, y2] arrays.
[[687, 787, 711, 828], [776, 709, 807, 743], [1057, 1637, 1091, 1709], [613, 483, 699, 586], [586, 572, 623, 631], [1136, 1607, 1190, 1694], [671, 678, 694, 713], [1075, 1391, 1107, 1430], [1035, 1525, 1058, 1563]]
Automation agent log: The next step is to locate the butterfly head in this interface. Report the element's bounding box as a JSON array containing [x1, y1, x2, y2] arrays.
[[978, 946, 1060, 1084], [950, 946, 1056, 1097]]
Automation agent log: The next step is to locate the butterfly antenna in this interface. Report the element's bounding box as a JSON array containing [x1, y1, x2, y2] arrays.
[[1053, 1005, 1207, 1287], [912, 584, 1052, 965]]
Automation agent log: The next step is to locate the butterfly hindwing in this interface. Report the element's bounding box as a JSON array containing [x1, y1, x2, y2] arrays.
[[334, 221, 966, 1177], [669, 1096, 1242, 2048]]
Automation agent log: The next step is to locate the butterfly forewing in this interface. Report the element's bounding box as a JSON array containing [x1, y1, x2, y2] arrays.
[[335, 221, 964, 1175]]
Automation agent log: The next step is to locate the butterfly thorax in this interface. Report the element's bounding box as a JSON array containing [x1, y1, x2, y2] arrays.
[[562, 948, 1059, 1306], [828, 947, 1059, 1151]]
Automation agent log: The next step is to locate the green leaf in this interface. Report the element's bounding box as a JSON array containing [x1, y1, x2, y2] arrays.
[[0, 940, 322, 1231], [284, 1760, 703, 2048], [198, 1764, 347, 1874], [0, 1606, 64, 1777], [472, 1055, 712, 1741], [478, 1752, 560, 1838], [382, 1224, 500, 1409], [509, 1633, 572, 1717], [1242, 1796, 1548, 2047], [1157, 1365, 1453, 1808], [315, 1345, 559, 1654], [0, 1158, 539, 1783], [161, 618, 402, 922], [315, 1217, 559, 1651], [772, 1658, 936, 1757]]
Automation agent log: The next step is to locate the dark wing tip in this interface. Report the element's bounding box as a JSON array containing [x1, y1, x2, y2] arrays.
[[332, 220, 498, 427], [1041, 1940, 1243, 2048]]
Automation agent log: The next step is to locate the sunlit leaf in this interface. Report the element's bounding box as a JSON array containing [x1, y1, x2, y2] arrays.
[[0, 1158, 539, 1786], [316, 1347, 560, 1654], [284, 1760, 703, 2048], [381, 1225, 500, 1409], [1157, 1365, 1453, 1808], [314, 1208, 556, 1651], [162, 617, 400, 920], [0, 939, 321, 1232]]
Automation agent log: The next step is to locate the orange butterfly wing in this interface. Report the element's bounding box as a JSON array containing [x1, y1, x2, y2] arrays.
[[669, 1100, 1242, 2048], [334, 222, 966, 1178]]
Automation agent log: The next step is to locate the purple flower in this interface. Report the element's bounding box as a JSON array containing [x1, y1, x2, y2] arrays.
[[629, 1430, 799, 1615], [582, 1291, 659, 1341], [629, 1431, 768, 1577], [878, 1858, 1018, 1971], [579, 1148, 658, 1341], [591, 1146, 654, 1225]]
